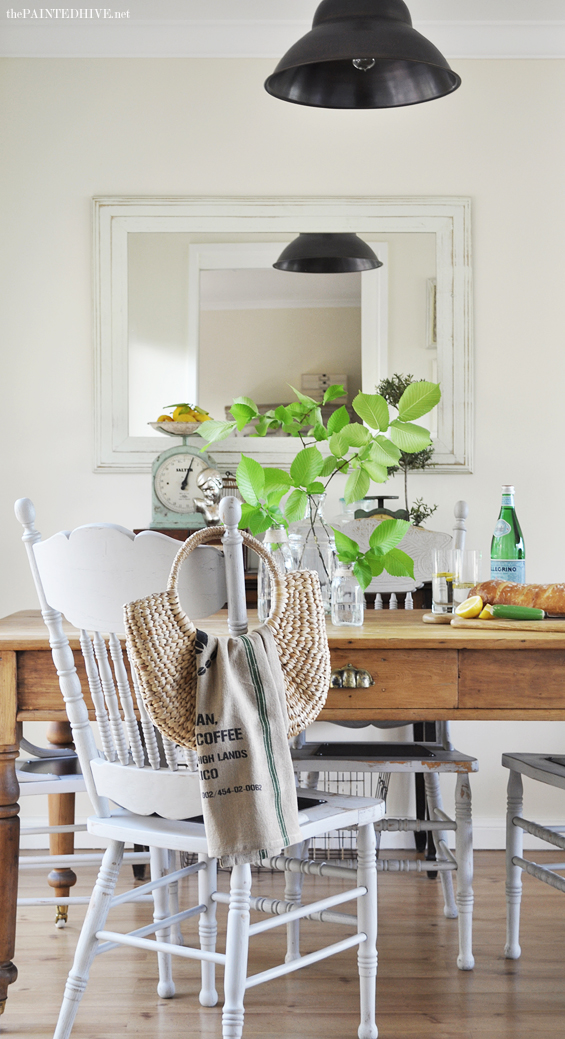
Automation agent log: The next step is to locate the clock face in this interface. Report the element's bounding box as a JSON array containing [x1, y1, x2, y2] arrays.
[[154, 452, 211, 514]]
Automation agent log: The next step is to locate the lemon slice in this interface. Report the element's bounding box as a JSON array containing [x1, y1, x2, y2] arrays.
[[455, 595, 483, 619], [479, 604, 494, 619]]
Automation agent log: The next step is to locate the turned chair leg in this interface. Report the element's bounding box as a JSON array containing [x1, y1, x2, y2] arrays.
[[284, 839, 309, 962], [504, 768, 524, 959], [198, 853, 218, 1007], [222, 864, 251, 1039], [423, 772, 458, 919], [150, 846, 175, 998], [53, 840, 123, 1039], [356, 822, 378, 1039], [455, 774, 474, 970]]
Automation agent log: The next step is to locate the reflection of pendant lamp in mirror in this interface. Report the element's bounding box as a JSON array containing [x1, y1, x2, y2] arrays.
[[273, 233, 382, 274], [264, 0, 461, 109]]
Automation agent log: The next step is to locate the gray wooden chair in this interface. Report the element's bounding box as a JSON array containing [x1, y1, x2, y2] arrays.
[[503, 752, 565, 961]]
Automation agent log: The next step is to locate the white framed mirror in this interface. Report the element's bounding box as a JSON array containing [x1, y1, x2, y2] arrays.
[[94, 196, 472, 474]]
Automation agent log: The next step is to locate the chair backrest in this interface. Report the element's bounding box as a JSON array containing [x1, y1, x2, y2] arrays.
[[331, 500, 469, 609], [15, 497, 246, 821]]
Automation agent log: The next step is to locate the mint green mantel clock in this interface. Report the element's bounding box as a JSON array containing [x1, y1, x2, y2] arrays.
[[149, 422, 216, 530]]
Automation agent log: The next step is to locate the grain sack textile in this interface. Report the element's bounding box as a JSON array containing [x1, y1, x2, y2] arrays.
[[195, 624, 302, 866]]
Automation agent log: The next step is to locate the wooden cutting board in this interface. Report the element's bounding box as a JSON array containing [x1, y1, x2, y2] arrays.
[[450, 616, 565, 632]]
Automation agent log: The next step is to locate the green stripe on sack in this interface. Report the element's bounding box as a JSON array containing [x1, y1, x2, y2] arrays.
[[241, 634, 289, 848]]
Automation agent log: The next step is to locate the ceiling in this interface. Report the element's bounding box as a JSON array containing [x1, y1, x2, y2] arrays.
[[2, 1, 564, 58]]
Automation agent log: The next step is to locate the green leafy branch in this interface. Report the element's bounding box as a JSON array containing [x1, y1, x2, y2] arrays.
[[332, 520, 415, 591], [196, 380, 440, 582]]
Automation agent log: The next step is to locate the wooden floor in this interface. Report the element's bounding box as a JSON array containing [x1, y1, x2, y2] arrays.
[[6, 850, 565, 1038]]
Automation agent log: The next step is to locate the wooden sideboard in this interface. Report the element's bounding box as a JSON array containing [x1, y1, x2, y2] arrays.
[[2, 607, 565, 1011]]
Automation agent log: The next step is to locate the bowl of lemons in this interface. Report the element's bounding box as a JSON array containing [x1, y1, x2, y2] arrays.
[[149, 403, 214, 436]]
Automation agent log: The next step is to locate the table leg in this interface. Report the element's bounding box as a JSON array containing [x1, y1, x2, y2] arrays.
[[46, 722, 77, 926], [0, 651, 20, 1013]]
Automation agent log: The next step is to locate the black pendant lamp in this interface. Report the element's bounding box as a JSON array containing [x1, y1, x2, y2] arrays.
[[264, 0, 461, 109], [273, 233, 382, 274]]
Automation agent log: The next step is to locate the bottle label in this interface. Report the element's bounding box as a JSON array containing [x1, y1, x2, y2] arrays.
[[490, 560, 525, 583], [493, 519, 512, 538], [501, 494, 514, 507]]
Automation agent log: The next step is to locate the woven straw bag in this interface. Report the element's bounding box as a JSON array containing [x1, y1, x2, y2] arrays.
[[124, 526, 331, 750]]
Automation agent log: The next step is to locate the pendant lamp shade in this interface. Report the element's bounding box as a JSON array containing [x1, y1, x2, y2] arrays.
[[273, 233, 382, 274], [264, 0, 461, 109]]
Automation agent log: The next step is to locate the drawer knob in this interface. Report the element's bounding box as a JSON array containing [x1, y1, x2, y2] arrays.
[[330, 663, 375, 688]]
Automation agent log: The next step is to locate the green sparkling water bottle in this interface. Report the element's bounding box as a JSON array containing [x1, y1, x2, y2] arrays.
[[490, 485, 525, 583]]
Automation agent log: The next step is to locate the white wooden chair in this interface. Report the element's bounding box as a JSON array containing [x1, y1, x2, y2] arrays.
[[503, 753, 565, 961], [298, 500, 477, 970], [15, 496, 384, 1039]]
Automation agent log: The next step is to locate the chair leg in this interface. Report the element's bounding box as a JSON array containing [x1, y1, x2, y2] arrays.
[[356, 822, 378, 1039], [423, 772, 458, 919], [166, 850, 183, 947], [504, 768, 524, 960], [455, 774, 474, 970], [198, 853, 218, 1007], [150, 846, 175, 998], [284, 840, 309, 962], [53, 840, 124, 1039], [222, 863, 251, 1039]]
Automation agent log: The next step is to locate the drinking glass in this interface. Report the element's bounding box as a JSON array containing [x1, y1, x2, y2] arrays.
[[454, 550, 482, 607], [432, 549, 455, 614]]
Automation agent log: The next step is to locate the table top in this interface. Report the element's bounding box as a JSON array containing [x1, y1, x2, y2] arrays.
[[3, 609, 565, 651]]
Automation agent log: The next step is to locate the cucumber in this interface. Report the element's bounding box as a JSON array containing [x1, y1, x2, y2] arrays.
[[492, 604, 545, 621]]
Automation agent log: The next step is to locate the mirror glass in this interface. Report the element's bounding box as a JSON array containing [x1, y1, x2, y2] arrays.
[[95, 197, 471, 473]]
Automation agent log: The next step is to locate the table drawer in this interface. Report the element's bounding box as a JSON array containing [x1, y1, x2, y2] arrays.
[[325, 649, 458, 715], [459, 649, 565, 710]]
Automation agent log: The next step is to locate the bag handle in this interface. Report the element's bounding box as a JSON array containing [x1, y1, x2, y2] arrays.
[[166, 525, 287, 625]]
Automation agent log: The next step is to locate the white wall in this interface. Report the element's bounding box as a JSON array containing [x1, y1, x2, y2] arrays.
[[2, 57, 565, 844]]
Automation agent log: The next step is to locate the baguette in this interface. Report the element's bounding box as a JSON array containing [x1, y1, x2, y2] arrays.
[[472, 580, 565, 615]]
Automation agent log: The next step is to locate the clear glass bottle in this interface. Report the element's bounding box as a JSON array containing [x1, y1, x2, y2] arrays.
[[257, 526, 295, 623], [331, 564, 364, 626], [490, 484, 525, 583], [288, 494, 335, 614]]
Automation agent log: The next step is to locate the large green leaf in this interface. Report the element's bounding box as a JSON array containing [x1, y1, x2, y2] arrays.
[[367, 552, 386, 577], [344, 467, 370, 503], [284, 488, 308, 524], [236, 455, 265, 506], [230, 403, 256, 431], [195, 419, 237, 444], [353, 557, 374, 591], [340, 423, 371, 449], [389, 419, 432, 453], [352, 392, 389, 431], [289, 385, 319, 408], [332, 528, 360, 564], [290, 446, 324, 487], [238, 503, 271, 535], [329, 431, 348, 458], [367, 436, 402, 466], [319, 455, 339, 477], [382, 547, 415, 579], [360, 459, 388, 483], [327, 405, 350, 435], [232, 395, 259, 414], [397, 381, 441, 422], [323, 384, 347, 404], [369, 518, 410, 553], [264, 468, 292, 505]]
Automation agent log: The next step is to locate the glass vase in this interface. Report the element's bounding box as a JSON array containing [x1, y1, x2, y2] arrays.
[[288, 494, 335, 614], [331, 563, 365, 626], [257, 526, 296, 623]]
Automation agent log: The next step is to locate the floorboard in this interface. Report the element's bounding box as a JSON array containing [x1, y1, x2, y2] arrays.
[[7, 850, 565, 1038]]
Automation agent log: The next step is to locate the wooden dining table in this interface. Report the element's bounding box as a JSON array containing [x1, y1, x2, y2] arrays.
[[2, 606, 565, 1012]]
